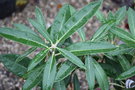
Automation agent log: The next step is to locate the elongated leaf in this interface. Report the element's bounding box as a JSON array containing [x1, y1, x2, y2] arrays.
[[23, 65, 44, 90], [54, 81, 66, 90], [14, 23, 38, 36], [57, 48, 86, 69], [28, 49, 49, 71], [50, 4, 71, 41], [91, 23, 114, 41], [16, 47, 37, 63], [0, 28, 48, 48], [128, 8, 135, 36], [55, 61, 76, 82], [28, 19, 52, 42], [43, 54, 56, 90], [73, 74, 80, 90], [57, 1, 101, 43], [78, 27, 86, 41], [95, 10, 106, 22], [117, 55, 131, 71], [115, 6, 126, 25], [66, 41, 116, 56], [85, 56, 95, 90], [117, 66, 135, 80], [35, 7, 46, 29], [110, 27, 135, 44], [0, 54, 30, 77], [92, 57, 109, 90]]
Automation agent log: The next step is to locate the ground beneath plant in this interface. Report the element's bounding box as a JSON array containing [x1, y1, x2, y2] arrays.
[[0, 0, 125, 90]]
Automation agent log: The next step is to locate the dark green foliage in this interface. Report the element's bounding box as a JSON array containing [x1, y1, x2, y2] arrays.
[[0, 0, 135, 89]]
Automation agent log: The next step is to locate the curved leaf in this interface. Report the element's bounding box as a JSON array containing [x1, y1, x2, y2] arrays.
[[57, 1, 101, 43], [117, 66, 135, 80], [57, 48, 86, 69], [73, 74, 81, 90], [0, 54, 31, 77], [66, 41, 116, 56], [55, 61, 76, 82], [0, 28, 48, 48]]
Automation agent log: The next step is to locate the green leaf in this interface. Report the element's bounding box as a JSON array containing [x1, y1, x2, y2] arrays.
[[114, 6, 126, 25], [13, 23, 38, 36], [55, 61, 76, 82], [0, 54, 30, 77], [16, 47, 37, 63], [57, 48, 86, 69], [28, 49, 49, 71], [35, 7, 46, 29], [85, 56, 95, 90], [117, 55, 131, 71], [43, 53, 56, 90], [28, 19, 52, 43], [0, 28, 48, 48], [78, 27, 86, 41], [50, 4, 71, 41], [54, 81, 66, 90], [23, 65, 44, 90], [110, 27, 135, 44], [91, 23, 114, 41], [128, 8, 135, 36], [57, 1, 101, 43], [95, 10, 106, 22], [73, 74, 80, 90], [92, 57, 109, 90], [117, 66, 135, 80], [66, 41, 116, 56]]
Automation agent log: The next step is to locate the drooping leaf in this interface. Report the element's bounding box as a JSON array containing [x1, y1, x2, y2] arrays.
[[73, 74, 80, 90], [0, 54, 31, 77], [0, 28, 48, 48], [85, 56, 95, 90], [54, 80, 66, 90], [13, 23, 38, 36], [57, 48, 86, 69], [110, 27, 135, 45], [43, 54, 56, 90], [57, 0, 101, 43], [50, 4, 71, 41], [35, 7, 46, 29], [16, 47, 37, 63], [66, 41, 116, 56], [23, 65, 44, 90], [128, 8, 135, 36], [28, 49, 49, 71], [55, 61, 76, 82], [28, 19, 52, 43], [117, 66, 135, 80]]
